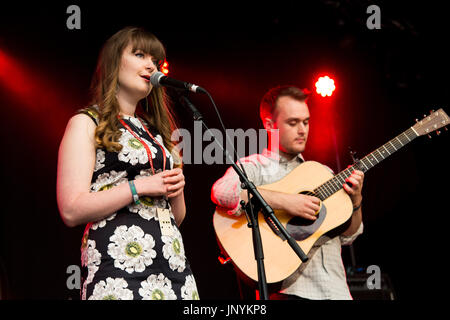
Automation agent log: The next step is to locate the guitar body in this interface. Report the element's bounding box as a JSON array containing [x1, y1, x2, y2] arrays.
[[213, 161, 353, 283]]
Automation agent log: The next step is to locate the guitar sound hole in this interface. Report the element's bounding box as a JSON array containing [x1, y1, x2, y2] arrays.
[[300, 191, 318, 197], [288, 216, 317, 227]]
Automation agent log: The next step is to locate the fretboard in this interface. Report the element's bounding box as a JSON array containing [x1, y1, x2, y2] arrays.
[[314, 127, 419, 200]]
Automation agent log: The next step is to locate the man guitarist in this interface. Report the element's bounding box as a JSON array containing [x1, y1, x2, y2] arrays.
[[211, 85, 364, 300]]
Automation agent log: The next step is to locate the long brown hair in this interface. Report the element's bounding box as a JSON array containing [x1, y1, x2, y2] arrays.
[[84, 26, 180, 166]]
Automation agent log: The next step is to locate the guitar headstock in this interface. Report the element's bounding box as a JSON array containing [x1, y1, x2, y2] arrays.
[[412, 108, 449, 137]]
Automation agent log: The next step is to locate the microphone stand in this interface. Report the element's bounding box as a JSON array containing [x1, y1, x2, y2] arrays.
[[179, 94, 309, 300]]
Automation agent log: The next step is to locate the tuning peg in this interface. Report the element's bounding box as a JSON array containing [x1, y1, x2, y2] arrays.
[[437, 131, 441, 136], [445, 127, 448, 131], [430, 109, 435, 114], [427, 134, 432, 139], [349, 147, 359, 163]]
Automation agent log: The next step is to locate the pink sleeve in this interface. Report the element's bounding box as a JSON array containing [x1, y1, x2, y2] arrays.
[[211, 167, 242, 215]]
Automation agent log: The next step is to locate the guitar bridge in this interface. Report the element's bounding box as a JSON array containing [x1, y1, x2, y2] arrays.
[[263, 215, 287, 241]]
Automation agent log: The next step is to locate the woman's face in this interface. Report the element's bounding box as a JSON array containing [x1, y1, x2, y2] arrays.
[[117, 43, 158, 102]]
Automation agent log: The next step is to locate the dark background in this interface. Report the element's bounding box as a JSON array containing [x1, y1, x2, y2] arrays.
[[0, 0, 448, 300]]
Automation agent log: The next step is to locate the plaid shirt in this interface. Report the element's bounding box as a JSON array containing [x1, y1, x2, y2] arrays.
[[211, 149, 363, 300]]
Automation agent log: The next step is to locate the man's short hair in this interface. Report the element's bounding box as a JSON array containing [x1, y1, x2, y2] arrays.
[[259, 85, 310, 122]]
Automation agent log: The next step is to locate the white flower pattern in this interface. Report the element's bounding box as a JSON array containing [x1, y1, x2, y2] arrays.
[[90, 170, 128, 193], [139, 273, 177, 300], [162, 227, 186, 272], [90, 213, 117, 230], [88, 277, 133, 300], [118, 129, 157, 165], [94, 149, 105, 172], [181, 275, 200, 300], [107, 225, 157, 274], [81, 239, 101, 300]]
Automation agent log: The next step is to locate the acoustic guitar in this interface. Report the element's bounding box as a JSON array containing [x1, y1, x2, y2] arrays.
[[213, 109, 449, 283]]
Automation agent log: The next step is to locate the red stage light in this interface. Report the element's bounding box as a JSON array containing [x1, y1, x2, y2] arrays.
[[0, 50, 35, 102], [315, 76, 335, 97], [161, 60, 169, 75], [0, 48, 75, 145]]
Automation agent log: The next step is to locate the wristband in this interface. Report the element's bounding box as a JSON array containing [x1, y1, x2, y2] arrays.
[[129, 180, 140, 205], [352, 203, 362, 212]]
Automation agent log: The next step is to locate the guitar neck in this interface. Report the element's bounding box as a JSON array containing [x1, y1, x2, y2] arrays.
[[314, 126, 419, 200]]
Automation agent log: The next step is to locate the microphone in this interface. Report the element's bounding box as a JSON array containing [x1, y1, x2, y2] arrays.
[[150, 71, 206, 94]]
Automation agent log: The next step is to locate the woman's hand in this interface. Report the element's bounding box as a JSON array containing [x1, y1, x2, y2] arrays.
[[134, 171, 168, 197], [134, 168, 185, 199], [163, 168, 185, 198]]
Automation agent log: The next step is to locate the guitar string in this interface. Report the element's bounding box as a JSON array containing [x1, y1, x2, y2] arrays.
[[313, 127, 417, 200]]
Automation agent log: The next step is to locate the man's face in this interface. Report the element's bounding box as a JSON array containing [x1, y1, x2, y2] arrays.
[[267, 96, 310, 156]]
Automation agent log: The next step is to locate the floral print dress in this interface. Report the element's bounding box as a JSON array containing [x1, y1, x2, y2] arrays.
[[79, 108, 199, 300]]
